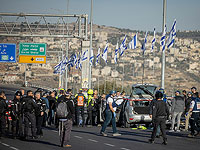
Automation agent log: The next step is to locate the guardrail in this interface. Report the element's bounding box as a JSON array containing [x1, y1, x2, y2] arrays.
[[25, 82, 58, 91]]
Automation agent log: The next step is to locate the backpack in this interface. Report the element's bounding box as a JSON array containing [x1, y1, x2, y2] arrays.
[[56, 101, 68, 118]]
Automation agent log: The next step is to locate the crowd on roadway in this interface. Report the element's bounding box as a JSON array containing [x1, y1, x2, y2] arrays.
[[0, 86, 199, 147]]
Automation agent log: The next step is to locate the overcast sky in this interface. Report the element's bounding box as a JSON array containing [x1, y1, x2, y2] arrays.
[[1, 0, 200, 32]]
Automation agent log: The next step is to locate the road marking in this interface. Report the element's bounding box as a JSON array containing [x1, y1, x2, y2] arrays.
[[52, 130, 58, 133], [104, 143, 115, 147], [74, 136, 83, 139], [121, 148, 130, 150], [0, 142, 19, 150], [10, 146, 19, 150], [1, 142, 10, 147], [88, 139, 98, 143]]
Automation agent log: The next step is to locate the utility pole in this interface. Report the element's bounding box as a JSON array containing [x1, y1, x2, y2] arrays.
[[88, 0, 93, 89], [161, 0, 166, 89], [65, 0, 69, 90]]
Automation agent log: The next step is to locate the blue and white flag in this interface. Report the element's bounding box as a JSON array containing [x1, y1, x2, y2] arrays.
[[128, 33, 137, 49], [160, 25, 167, 51], [141, 32, 148, 54], [96, 47, 101, 66], [119, 35, 127, 56], [76, 52, 81, 70], [151, 28, 156, 52], [81, 49, 88, 62], [167, 19, 176, 49], [102, 43, 108, 64], [90, 48, 94, 66], [54, 61, 62, 74], [114, 43, 118, 64], [68, 54, 75, 68], [73, 53, 77, 68]]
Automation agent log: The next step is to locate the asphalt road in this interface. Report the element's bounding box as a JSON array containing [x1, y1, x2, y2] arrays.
[[0, 84, 200, 150]]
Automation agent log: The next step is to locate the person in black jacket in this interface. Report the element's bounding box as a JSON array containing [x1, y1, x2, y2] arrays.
[[34, 92, 46, 137], [11, 91, 23, 139], [22, 90, 38, 140], [47, 91, 57, 126], [0, 91, 7, 138], [149, 91, 169, 145], [184, 92, 193, 131], [59, 92, 75, 148]]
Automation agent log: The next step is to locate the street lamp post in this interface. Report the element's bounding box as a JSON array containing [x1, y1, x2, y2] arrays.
[[161, 0, 166, 89]]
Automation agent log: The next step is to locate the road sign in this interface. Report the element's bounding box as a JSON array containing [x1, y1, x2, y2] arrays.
[[0, 43, 16, 63], [19, 43, 46, 56], [19, 55, 46, 64]]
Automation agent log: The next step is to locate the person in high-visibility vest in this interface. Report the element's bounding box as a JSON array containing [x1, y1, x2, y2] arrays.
[[86, 89, 95, 127], [74, 89, 86, 127]]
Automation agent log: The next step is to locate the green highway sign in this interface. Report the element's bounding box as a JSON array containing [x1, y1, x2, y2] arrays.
[[19, 43, 46, 56]]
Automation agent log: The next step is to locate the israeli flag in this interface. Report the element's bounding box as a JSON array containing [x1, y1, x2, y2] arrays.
[[90, 48, 94, 66], [141, 32, 148, 54], [74, 53, 77, 67], [102, 43, 108, 64], [54, 61, 62, 74], [114, 43, 119, 64], [119, 35, 127, 56], [167, 19, 176, 49], [151, 28, 156, 52], [82, 49, 88, 62], [96, 47, 101, 66], [160, 25, 167, 51], [76, 53, 81, 70], [128, 33, 137, 49]]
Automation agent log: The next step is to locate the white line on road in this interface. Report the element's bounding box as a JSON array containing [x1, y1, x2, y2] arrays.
[[52, 130, 58, 133], [88, 139, 98, 143], [10, 146, 19, 150], [74, 136, 83, 139], [0, 142, 19, 150], [104, 143, 115, 147], [121, 148, 130, 150]]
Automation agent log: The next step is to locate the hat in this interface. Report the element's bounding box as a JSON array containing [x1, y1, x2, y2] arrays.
[[175, 90, 181, 94], [15, 91, 22, 96], [191, 87, 197, 90], [110, 90, 116, 95], [188, 92, 192, 95]]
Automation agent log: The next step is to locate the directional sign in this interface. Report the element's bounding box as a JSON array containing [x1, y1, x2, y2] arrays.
[[19, 43, 46, 56], [0, 43, 16, 62], [19, 55, 46, 64]]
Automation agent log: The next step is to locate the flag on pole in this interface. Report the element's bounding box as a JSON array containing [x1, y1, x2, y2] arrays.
[[102, 43, 108, 64], [167, 19, 176, 49], [90, 48, 94, 66], [128, 33, 137, 49], [151, 28, 156, 52], [81, 49, 88, 62], [119, 35, 127, 56], [96, 47, 101, 66], [160, 25, 167, 51], [141, 32, 148, 54], [114, 43, 119, 64], [76, 52, 81, 70]]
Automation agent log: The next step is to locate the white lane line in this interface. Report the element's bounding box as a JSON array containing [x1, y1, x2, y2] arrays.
[[121, 148, 130, 150], [74, 136, 83, 139], [1, 142, 10, 147], [88, 139, 98, 143], [104, 143, 115, 147], [52, 130, 58, 133], [10, 146, 19, 150]]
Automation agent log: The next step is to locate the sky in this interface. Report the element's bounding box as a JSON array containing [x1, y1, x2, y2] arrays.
[[0, 0, 200, 32]]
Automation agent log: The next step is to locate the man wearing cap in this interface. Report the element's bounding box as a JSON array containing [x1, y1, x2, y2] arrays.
[[100, 90, 121, 136], [11, 91, 23, 139], [191, 87, 199, 98], [74, 89, 86, 127], [169, 91, 185, 132]]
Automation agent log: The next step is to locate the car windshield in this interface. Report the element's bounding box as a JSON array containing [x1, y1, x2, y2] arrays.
[[132, 85, 156, 96]]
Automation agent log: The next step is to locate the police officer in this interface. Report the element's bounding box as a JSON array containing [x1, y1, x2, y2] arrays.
[[74, 89, 86, 127], [22, 90, 38, 139], [188, 93, 200, 137], [11, 91, 23, 139], [87, 89, 95, 127], [100, 91, 121, 137], [0, 91, 7, 138], [34, 91, 46, 137], [149, 91, 169, 145]]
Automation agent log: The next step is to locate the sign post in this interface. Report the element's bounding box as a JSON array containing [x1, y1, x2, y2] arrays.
[[0, 43, 16, 63]]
